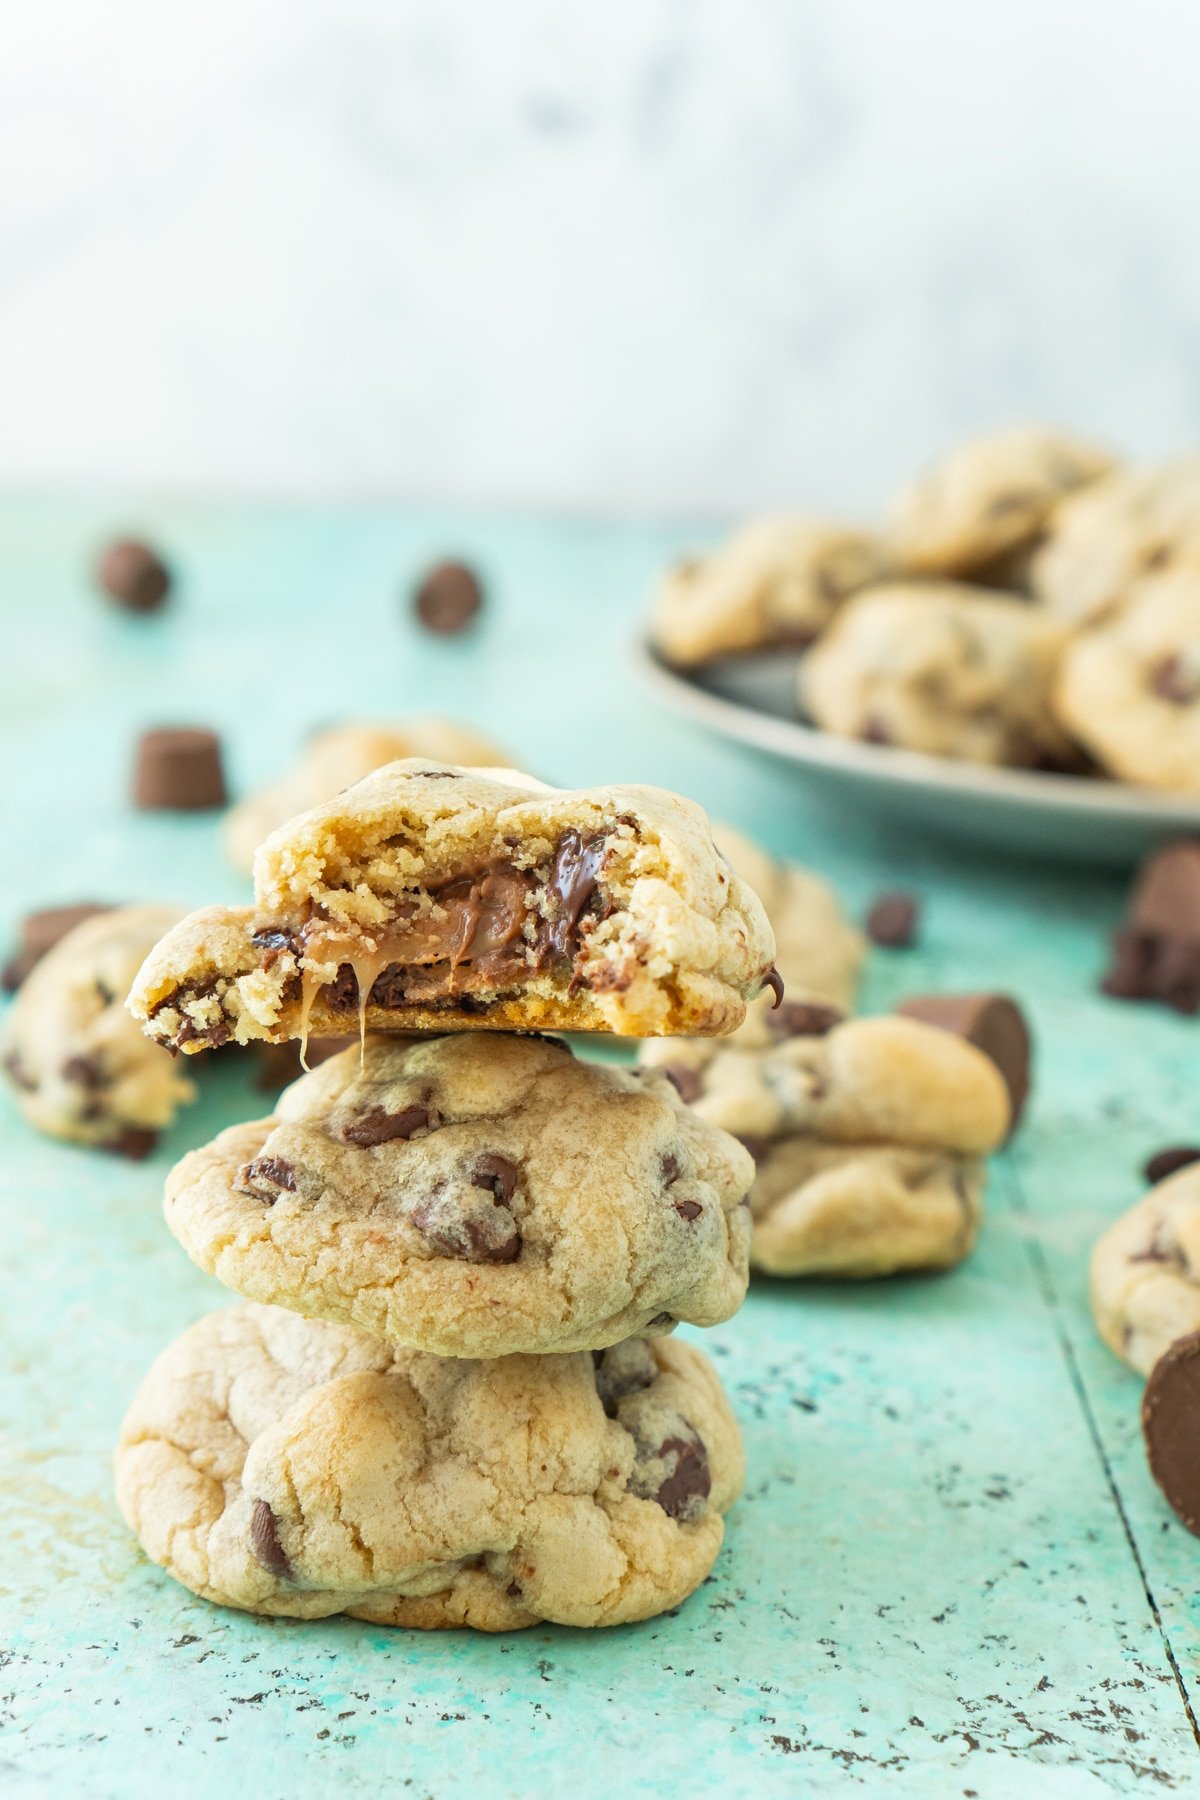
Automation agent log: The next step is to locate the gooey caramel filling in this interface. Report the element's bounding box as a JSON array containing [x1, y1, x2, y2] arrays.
[[261, 830, 612, 1052]]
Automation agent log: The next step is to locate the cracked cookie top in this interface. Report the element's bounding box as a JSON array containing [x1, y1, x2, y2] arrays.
[[129, 762, 777, 1047], [115, 1301, 743, 1631], [163, 1033, 754, 1357]]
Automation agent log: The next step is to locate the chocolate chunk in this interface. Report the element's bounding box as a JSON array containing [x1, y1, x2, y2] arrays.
[[1142, 1332, 1200, 1535], [593, 1340, 657, 1417], [737, 1135, 770, 1164], [866, 892, 919, 948], [766, 1000, 845, 1039], [95, 537, 172, 614], [661, 1064, 703, 1105], [2, 903, 113, 991], [1151, 654, 1200, 706], [505, 1580, 522, 1599], [544, 830, 607, 962], [660, 1151, 681, 1184], [674, 1199, 703, 1221], [341, 1102, 439, 1146], [763, 966, 785, 1009], [896, 993, 1032, 1132], [409, 1176, 521, 1263], [1102, 842, 1200, 1014], [645, 1432, 711, 1521], [412, 559, 484, 634], [647, 1312, 675, 1330], [1144, 1146, 1200, 1186], [237, 1156, 298, 1201], [132, 727, 227, 810], [249, 1498, 293, 1579], [103, 1127, 159, 1161], [472, 1152, 519, 1204], [62, 1053, 107, 1090]]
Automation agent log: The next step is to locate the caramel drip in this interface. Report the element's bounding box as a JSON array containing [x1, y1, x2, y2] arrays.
[[297, 966, 322, 1071]]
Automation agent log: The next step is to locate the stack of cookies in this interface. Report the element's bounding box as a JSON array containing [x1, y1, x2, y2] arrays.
[[115, 764, 779, 1631]]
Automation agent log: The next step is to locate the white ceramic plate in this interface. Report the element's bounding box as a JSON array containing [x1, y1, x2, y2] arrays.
[[635, 641, 1200, 866]]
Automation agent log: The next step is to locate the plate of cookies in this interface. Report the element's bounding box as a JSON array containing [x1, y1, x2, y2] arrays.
[[639, 426, 1200, 864]]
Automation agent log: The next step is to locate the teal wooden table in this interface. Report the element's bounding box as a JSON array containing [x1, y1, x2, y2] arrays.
[[2, 497, 1198, 1797]]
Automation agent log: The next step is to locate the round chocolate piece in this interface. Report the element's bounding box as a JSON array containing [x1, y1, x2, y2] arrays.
[[96, 538, 172, 614], [1144, 1146, 1200, 1186], [896, 992, 1031, 1133], [412, 560, 484, 635], [132, 727, 228, 811], [2, 902, 113, 992], [866, 891, 919, 948], [1142, 1331, 1200, 1535]]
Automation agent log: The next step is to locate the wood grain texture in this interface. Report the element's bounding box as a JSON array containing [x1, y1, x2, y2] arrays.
[[0, 497, 1197, 1796]]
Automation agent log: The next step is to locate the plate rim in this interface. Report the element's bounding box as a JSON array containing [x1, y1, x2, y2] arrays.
[[633, 637, 1200, 829]]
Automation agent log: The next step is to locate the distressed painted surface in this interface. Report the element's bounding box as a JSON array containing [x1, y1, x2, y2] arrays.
[[0, 498, 1198, 1797]]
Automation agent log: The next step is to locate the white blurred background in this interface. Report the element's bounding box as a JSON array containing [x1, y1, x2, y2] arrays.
[[1, 0, 1197, 515]]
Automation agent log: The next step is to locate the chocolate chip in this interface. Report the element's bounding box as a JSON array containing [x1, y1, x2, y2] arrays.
[[95, 537, 172, 614], [341, 1102, 439, 1146], [409, 1176, 521, 1263], [472, 1152, 519, 1204], [866, 892, 919, 948], [647, 1312, 675, 1330], [132, 727, 227, 810], [544, 830, 608, 963], [767, 1000, 845, 1039], [737, 1135, 771, 1164], [593, 1340, 657, 1416], [505, 1580, 522, 1599], [861, 715, 892, 745], [763, 966, 785, 1009], [662, 1064, 703, 1105], [660, 1152, 681, 1184], [1151, 654, 1200, 706], [2, 903, 113, 992], [1144, 1147, 1200, 1185], [103, 1127, 158, 1161], [896, 993, 1032, 1133], [674, 1199, 703, 1221], [237, 1156, 298, 1201], [644, 1432, 711, 1521], [62, 1053, 106, 1090], [1142, 1332, 1200, 1535], [249, 1498, 292, 1579], [251, 927, 300, 971], [412, 560, 484, 634]]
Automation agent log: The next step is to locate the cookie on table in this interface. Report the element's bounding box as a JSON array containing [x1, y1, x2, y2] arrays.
[[748, 1140, 983, 1278], [128, 763, 778, 1046], [889, 424, 1115, 581], [223, 720, 511, 876], [650, 514, 890, 668], [708, 823, 865, 1046], [640, 1015, 1009, 1279], [799, 583, 1078, 768], [641, 1014, 1009, 1153], [1091, 1164, 1200, 1376], [1053, 569, 1200, 792], [2, 904, 196, 1156], [163, 1033, 753, 1358], [1033, 455, 1200, 627], [115, 1301, 743, 1631]]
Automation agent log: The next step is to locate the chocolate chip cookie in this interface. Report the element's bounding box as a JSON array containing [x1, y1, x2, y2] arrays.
[[800, 583, 1077, 768], [115, 1301, 743, 1630], [641, 1015, 1009, 1278], [163, 1033, 753, 1357], [889, 424, 1114, 580], [651, 514, 890, 668], [223, 720, 511, 876], [3, 904, 195, 1156], [1033, 455, 1200, 627], [1053, 569, 1200, 792], [1091, 1163, 1200, 1375], [129, 763, 778, 1047]]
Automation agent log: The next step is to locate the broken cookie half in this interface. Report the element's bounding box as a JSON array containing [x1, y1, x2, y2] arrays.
[[128, 762, 778, 1047]]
